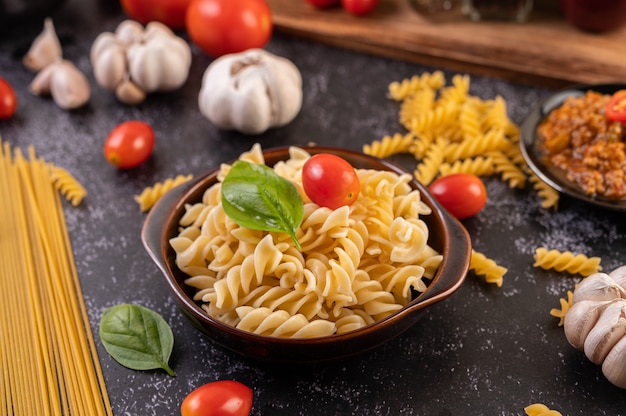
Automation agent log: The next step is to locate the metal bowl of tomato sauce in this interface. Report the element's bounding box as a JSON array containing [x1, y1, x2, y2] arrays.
[[141, 146, 471, 364]]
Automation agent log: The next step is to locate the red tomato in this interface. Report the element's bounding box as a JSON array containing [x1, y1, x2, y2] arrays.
[[428, 174, 487, 220], [606, 90, 626, 123], [0, 77, 18, 120], [104, 121, 155, 169], [119, 0, 192, 30], [181, 380, 253, 416], [341, 0, 379, 15], [185, 0, 272, 58], [302, 153, 360, 210], [305, 0, 340, 8]]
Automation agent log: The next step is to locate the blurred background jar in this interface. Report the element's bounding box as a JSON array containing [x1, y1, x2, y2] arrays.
[[462, 0, 533, 22], [560, 0, 626, 32]]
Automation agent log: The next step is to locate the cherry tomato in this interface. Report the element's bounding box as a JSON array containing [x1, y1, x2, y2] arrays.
[[0, 77, 18, 120], [185, 0, 272, 58], [119, 0, 192, 30], [103, 121, 155, 169], [428, 174, 487, 220], [302, 153, 360, 210], [606, 89, 626, 123], [305, 0, 340, 8], [181, 380, 253, 416], [341, 0, 379, 15]]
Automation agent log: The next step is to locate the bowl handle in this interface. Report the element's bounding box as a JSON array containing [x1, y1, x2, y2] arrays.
[[413, 209, 471, 309], [140, 176, 202, 277]]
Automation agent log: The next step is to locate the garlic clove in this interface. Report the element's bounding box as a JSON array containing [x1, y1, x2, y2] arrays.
[[583, 300, 626, 365], [115, 79, 146, 105], [49, 60, 91, 110], [91, 34, 127, 91], [572, 272, 626, 304], [114, 20, 144, 46], [29, 61, 57, 95], [602, 334, 626, 389], [609, 266, 626, 289], [23, 18, 63, 72], [564, 299, 612, 350]]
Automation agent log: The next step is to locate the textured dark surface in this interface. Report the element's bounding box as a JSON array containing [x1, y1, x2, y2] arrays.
[[1, 1, 626, 415]]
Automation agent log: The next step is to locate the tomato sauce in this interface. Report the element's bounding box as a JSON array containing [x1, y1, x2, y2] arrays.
[[537, 90, 626, 199]]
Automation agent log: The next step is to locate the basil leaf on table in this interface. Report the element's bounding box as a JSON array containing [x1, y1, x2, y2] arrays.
[[99, 304, 175, 376], [221, 160, 304, 250]]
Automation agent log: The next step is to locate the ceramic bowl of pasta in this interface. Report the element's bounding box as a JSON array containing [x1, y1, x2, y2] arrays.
[[142, 145, 471, 363], [520, 83, 626, 211]]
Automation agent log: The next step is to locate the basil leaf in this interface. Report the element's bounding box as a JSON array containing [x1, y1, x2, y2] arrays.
[[221, 160, 304, 250], [99, 304, 175, 376]]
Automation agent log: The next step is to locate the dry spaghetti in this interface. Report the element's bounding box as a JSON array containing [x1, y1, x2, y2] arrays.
[[0, 139, 112, 415]]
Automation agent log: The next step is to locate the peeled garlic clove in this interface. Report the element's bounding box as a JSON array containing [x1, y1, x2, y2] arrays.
[[564, 299, 612, 350], [602, 334, 626, 389], [115, 79, 146, 105], [572, 272, 626, 304], [583, 300, 626, 365], [23, 18, 62, 72], [48, 60, 90, 109]]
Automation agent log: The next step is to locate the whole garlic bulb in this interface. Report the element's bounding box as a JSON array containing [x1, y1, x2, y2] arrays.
[[564, 266, 626, 389], [198, 49, 303, 135], [90, 20, 191, 104]]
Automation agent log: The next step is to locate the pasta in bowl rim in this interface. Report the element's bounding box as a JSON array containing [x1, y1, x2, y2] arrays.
[[141, 146, 471, 363]]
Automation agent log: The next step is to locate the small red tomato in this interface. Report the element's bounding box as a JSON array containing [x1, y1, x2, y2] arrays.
[[302, 153, 360, 209], [606, 90, 626, 123], [341, 0, 379, 15], [185, 0, 272, 58], [428, 174, 487, 220], [119, 0, 193, 30], [0, 77, 18, 120], [104, 121, 155, 169], [181, 380, 253, 416], [305, 0, 340, 8]]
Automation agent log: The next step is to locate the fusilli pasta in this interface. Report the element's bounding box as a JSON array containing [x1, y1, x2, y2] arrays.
[[533, 248, 602, 277], [524, 403, 563, 416], [135, 174, 193, 212], [171, 145, 443, 338], [49, 165, 87, 206], [470, 250, 507, 287]]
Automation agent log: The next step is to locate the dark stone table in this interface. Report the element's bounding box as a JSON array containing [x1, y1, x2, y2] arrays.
[[1, 1, 625, 414]]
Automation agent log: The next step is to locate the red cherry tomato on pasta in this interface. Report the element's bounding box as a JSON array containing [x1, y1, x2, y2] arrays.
[[0, 77, 18, 120], [302, 153, 360, 210], [341, 0, 379, 15], [185, 0, 272, 58], [428, 174, 487, 219], [103, 121, 155, 169], [305, 0, 340, 8], [119, 0, 192, 29], [180, 380, 253, 416], [606, 90, 626, 123]]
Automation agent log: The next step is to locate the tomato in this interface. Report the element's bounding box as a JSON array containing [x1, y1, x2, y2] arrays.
[[341, 0, 379, 15], [104, 121, 155, 169], [428, 174, 487, 220], [302, 153, 360, 210], [119, 0, 192, 30], [0, 77, 18, 120], [185, 0, 272, 58], [606, 89, 626, 123], [305, 0, 340, 8], [181, 380, 253, 416]]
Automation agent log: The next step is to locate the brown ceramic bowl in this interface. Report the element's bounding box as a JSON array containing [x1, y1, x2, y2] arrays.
[[141, 146, 471, 364]]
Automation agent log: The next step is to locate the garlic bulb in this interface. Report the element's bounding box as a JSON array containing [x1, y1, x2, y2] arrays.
[[563, 266, 626, 389], [23, 18, 62, 72], [198, 49, 303, 135], [29, 59, 91, 110], [90, 20, 191, 104]]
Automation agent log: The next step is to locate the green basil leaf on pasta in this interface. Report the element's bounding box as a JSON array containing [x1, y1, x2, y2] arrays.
[[221, 160, 304, 250], [99, 304, 175, 376]]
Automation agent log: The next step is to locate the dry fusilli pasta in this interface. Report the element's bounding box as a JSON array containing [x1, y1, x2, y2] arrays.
[[135, 174, 193, 212], [470, 250, 507, 287], [524, 403, 563, 416], [49, 165, 87, 206], [549, 290, 573, 327], [533, 248, 602, 277]]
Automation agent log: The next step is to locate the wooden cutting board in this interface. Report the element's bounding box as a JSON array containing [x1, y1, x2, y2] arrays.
[[266, 0, 626, 87]]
